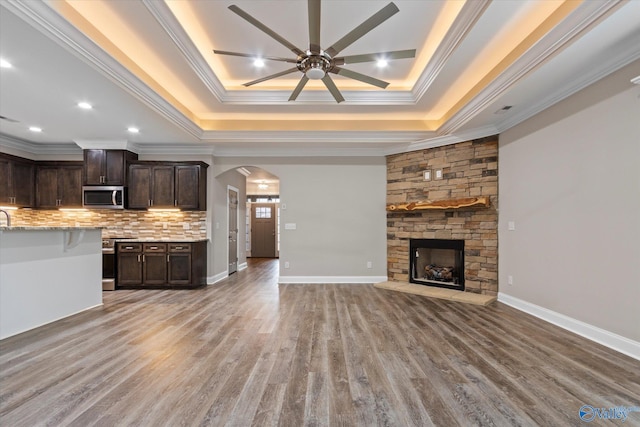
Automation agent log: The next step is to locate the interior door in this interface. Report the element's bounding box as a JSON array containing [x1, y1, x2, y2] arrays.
[[228, 188, 238, 274], [251, 203, 277, 258]]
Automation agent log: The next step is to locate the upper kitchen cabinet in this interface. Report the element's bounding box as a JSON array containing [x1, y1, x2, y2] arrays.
[[35, 162, 83, 208], [128, 162, 207, 210], [83, 149, 138, 186], [0, 153, 35, 207]]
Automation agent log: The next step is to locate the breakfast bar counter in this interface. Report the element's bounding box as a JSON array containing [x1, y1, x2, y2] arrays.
[[0, 227, 103, 339]]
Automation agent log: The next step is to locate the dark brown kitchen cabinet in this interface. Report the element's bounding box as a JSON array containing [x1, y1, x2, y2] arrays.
[[35, 163, 83, 208], [0, 154, 34, 207], [128, 164, 174, 209], [167, 243, 192, 285], [83, 149, 137, 185], [142, 243, 167, 285], [128, 162, 207, 210], [117, 243, 143, 286], [116, 241, 207, 288]]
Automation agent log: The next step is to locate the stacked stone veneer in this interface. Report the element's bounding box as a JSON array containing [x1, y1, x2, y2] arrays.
[[387, 137, 498, 295], [9, 209, 207, 240]]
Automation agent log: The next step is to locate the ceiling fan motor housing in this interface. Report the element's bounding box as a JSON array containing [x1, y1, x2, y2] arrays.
[[299, 53, 333, 79]]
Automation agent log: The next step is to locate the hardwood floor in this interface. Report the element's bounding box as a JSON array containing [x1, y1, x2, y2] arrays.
[[1, 258, 638, 426]]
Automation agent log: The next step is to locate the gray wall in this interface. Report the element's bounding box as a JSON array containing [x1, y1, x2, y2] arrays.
[[498, 60, 640, 342], [212, 157, 387, 282]]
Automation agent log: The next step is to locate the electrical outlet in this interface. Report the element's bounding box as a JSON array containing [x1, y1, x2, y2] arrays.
[[508, 221, 516, 231], [284, 261, 290, 269], [367, 261, 372, 269], [508, 275, 513, 286]]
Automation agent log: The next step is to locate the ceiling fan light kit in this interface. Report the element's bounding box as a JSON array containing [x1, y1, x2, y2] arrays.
[[213, 0, 416, 103]]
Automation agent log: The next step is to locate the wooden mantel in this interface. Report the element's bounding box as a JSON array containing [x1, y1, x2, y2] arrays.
[[386, 197, 489, 212]]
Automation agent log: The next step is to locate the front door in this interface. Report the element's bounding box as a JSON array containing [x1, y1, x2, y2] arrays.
[[251, 203, 276, 258], [228, 188, 238, 274]]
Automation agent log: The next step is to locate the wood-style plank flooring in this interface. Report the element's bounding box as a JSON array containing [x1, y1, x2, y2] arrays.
[[1, 258, 639, 426]]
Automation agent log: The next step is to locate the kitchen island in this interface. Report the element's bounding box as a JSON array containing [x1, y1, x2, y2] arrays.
[[0, 227, 102, 339]]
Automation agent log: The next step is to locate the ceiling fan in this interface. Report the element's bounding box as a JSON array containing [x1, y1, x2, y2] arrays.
[[213, 1, 416, 103]]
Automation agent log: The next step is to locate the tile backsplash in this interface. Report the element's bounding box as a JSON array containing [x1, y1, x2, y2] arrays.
[[9, 209, 207, 240]]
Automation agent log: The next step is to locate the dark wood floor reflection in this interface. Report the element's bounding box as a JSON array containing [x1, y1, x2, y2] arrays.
[[1, 258, 638, 426]]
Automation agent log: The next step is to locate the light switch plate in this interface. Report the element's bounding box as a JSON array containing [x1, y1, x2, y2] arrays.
[[284, 223, 296, 230]]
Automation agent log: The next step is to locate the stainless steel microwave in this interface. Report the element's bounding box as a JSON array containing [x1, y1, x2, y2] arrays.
[[83, 186, 126, 209]]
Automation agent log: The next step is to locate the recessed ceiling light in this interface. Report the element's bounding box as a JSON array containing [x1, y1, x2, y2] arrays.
[[77, 102, 92, 109], [376, 59, 388, 68], [0, 58, 12, 68], [253, 58, 265, 67], [29, 126, 42, 132], [127, 127, 139, 133]]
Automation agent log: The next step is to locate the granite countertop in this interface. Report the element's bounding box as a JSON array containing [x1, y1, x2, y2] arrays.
[[111, 238, 209, 243], [0, 226, 103, 231]]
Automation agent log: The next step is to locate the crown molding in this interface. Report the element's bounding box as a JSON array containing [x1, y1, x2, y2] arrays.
[[412, 0, 490, 101], [141, 0, 227, 102], [439, 0, 626, 135], [495, 47, 640, 134], [0, 133, 80, 156], [219, 88, 416, 105], [1, 0, 202, 140], [199, 130, 430, 144]]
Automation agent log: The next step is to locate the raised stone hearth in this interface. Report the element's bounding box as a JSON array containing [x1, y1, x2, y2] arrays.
[[386, 137, 498, 295]]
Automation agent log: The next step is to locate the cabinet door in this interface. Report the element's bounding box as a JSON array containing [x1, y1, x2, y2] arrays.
[[151, 166, 175, 208], [84, 149, 105, 185], [0, 159, 10, 204], [12, 162, 35, 206], [168, 244, 192, 285], [118, 253, 143, 285], [128, 165, 152, 208], [104, 150, 125, 185], [143, 253, 167, 285], [36, 167, 59, 208], [175, 165, 199, 209], [58, 166, 83, 207]]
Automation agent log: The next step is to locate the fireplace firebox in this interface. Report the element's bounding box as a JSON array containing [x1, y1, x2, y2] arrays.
[[410, 239, 465, 291]]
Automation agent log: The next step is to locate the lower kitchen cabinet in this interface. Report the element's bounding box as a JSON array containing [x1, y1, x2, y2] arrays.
[[116, 241, 206, 288]]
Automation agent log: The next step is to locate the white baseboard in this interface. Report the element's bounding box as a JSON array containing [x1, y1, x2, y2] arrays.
[[498, 293, 640, 361], [278, 276, 388, 284], [207, 271, 228, 285], [238, 262, 248, 271]]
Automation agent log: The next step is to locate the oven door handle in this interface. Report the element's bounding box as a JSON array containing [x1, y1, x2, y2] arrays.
[[112, 190, 117, 206]]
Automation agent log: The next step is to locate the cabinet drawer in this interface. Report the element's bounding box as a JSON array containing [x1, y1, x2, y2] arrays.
[[118, 243, 142, 252], [143, 243, 167, 253], [169, 243, 191, 253]]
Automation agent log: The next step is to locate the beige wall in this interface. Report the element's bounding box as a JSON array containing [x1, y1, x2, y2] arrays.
[[499, 61, 640, 342], [213, 157, 388, 282]]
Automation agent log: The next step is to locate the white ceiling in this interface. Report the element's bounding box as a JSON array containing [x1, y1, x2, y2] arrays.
[[1, 0, 639, 158]]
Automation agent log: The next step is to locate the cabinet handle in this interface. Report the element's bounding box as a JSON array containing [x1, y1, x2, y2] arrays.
[[174, 200, 177, 206], [150, 246, 158, 250], [125, 246, 134, 249], [142, 255, 145, 263], [175, 246, 183, 250], [167, 254, 170, 263], [137, 254, 141, 262]]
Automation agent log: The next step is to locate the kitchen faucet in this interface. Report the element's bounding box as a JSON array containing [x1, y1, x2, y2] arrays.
[[0, 209, 11, 227]]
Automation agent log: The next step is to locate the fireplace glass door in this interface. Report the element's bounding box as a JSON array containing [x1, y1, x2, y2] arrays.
[[410, 239, 464, 291]]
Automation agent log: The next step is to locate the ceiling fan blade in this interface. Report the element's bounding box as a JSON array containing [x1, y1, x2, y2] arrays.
[[335, 49, 416, 65], [325, 2, 399, 58], [331, 67, 389, 89], [228, 5, 304, 56], [289, 75, 310, 101], [213, 50, 297, 64], [321, 74, 345, 103], [243, 67, 299, 87], [308, 0, 321, 54]]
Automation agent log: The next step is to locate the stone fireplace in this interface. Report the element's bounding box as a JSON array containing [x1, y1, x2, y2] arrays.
[[386, 137, 498, 295]]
